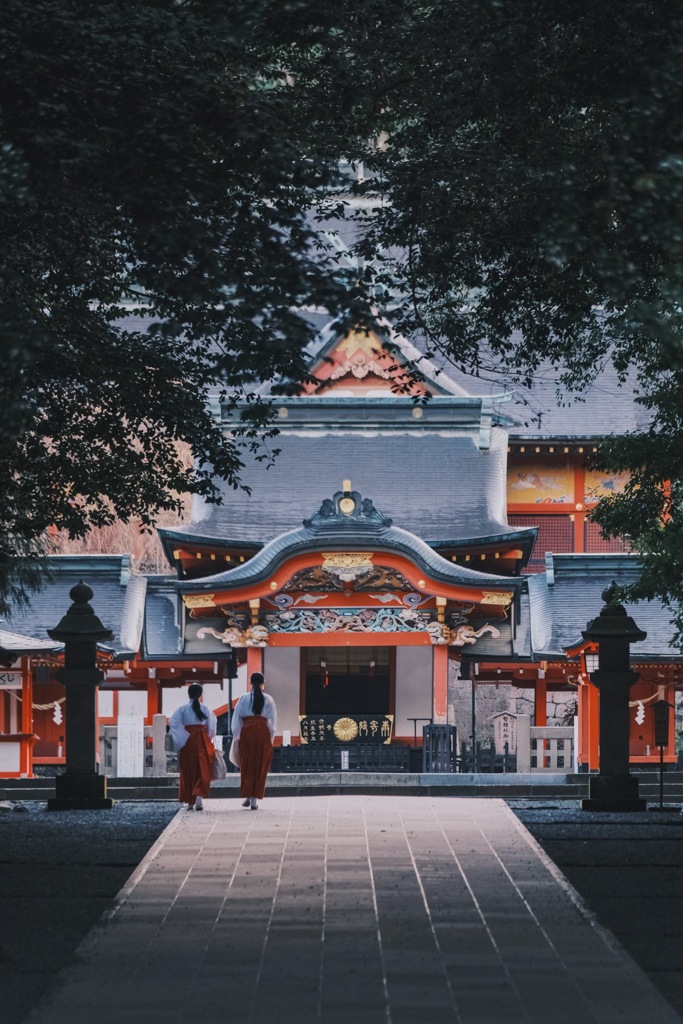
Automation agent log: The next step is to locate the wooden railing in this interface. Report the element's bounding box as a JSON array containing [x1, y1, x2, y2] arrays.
[[516, 716, 575, 773]]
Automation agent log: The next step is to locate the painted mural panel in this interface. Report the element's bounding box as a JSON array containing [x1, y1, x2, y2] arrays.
[[507, 461, 574, 505], [584, 469, 629, 504]]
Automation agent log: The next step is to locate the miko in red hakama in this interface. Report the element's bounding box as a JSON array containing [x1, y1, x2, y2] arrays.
[[238, 716, 274, 800], [178, 724, 215, 807]]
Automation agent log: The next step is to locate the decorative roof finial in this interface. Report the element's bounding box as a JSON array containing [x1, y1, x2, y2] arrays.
[[303, 489, 392, 532]]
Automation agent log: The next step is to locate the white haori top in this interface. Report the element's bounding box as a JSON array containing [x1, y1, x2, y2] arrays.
[[231, 691, 277, 743], [169, 701, 217, 752]]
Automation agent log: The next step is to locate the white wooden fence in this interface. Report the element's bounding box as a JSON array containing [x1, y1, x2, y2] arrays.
[[99, 714, 175, 777], [515, 715, 575, 773]]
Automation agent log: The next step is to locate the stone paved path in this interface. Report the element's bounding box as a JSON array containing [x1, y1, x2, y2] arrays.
[[26, 797, 681, 1024]]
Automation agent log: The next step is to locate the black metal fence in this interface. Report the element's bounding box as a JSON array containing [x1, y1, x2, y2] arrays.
[[272, 744, 412, 773]]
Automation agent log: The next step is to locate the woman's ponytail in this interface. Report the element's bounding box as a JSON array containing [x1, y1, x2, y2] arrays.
[[250, 672, 265, 715], [188, 683, 207, 721]]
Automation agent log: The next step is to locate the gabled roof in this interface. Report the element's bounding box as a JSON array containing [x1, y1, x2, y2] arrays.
[[1, 556, 147, 659], [285, 312, 652, 441], [527, 554, 678, 660], [301, 321, 476, 399], [177, 488, 522, 596]]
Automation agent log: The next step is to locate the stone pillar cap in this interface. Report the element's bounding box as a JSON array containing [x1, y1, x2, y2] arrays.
[[48, 581, 114, 643], [581, 581, 647, 644]]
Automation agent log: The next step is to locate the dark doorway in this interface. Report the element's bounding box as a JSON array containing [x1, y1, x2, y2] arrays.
[[304, 646, 392, 716]]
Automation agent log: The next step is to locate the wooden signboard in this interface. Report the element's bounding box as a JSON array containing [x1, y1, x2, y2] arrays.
[[0, 670, 22, 690], [653, 700, 670, 748], [299, 714, 394, 745]]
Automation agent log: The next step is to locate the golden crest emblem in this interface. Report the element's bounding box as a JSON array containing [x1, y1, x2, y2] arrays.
[[333, 717, 359, 742]]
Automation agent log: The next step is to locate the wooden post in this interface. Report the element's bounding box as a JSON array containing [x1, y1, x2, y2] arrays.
[[587, 681, 600, 770], [146, 677, 161, 724], [247, 646, 264, 679], [21, 657, 33, 776], [534, 673, 547, 767], [534, 675, 547, 725]]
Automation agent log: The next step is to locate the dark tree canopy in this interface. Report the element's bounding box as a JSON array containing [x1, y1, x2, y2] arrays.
[[271, 0, 683, 641], [0, 0, 368, 611], [3, 0, 683, 643]]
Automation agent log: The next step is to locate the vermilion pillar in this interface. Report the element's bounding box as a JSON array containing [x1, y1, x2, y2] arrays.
[[146, 677, 161, 724], [433, 645, 449, 724], [247, 646, 264, 679], [534, 675, 547, 725], [21, 658, 34, 776]]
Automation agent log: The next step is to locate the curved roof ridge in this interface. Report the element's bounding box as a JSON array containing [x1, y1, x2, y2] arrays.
[[178, 489, 521, 594]]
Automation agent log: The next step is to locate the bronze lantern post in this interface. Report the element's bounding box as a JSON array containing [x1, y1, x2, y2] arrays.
[[581, 582, 647, 812], [47, 581, 114, 810]]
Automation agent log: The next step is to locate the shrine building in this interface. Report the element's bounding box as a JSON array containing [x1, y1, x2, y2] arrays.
[[0, 322, 680, 777]]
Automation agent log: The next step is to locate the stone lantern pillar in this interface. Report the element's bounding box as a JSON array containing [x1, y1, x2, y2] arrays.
[[47, 581, 114, 810], [581, 582, 647, 812]]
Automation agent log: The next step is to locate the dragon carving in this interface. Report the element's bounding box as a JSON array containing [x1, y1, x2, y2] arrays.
[[450, 623, 501, 646], [196, 624, 269, 648]]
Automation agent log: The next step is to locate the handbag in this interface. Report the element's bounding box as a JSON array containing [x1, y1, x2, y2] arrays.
[[228, 735, 240, 769], [212, 748, 228, 780]]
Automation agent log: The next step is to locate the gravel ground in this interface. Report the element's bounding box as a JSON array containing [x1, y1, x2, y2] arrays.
[[510, 800, 683, 1019], [0, 800, 178, 1024], [2, 797, 683, 1024]]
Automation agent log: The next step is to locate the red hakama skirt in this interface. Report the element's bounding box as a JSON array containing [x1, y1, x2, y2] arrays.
[[178, 724, 214, 806], [239, 716, 273, 799]]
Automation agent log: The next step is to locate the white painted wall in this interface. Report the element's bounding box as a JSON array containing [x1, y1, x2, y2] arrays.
[[0, 742, 21, 773], [264, 648, 300, 739], [394, 647, 433, 739]]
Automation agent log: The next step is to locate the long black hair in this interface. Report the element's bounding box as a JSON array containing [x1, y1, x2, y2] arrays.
[[250, 672, 265, 715], [188, 682, 207, 720]]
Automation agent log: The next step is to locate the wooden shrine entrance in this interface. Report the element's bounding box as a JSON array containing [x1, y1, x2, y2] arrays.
[[177, 486, 519, 748], [303, 646, 393, 717]]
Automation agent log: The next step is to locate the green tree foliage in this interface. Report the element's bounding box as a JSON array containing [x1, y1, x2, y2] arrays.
[[0, 0, 368, 612], [273, 0, 683, 640], [4, 0, 683, 643]]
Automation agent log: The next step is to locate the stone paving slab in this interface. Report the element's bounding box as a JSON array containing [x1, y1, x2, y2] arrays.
[[25, 797, 681, 1024]]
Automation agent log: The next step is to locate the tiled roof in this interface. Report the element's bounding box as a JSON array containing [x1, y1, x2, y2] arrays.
[[386, 330, 651, 440], [116, 300, 651, 443], [289, 313, 651, 441], [173, 428, 530, 547], [1, 556, 146, 658], [0, 629, 61, 655], [143, 577, 183, 660], [527, 555, 678, 660], [178, 488, 523, 595]]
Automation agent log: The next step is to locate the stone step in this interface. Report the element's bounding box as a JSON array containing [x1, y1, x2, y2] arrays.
[[3, 771, 683, 803]]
